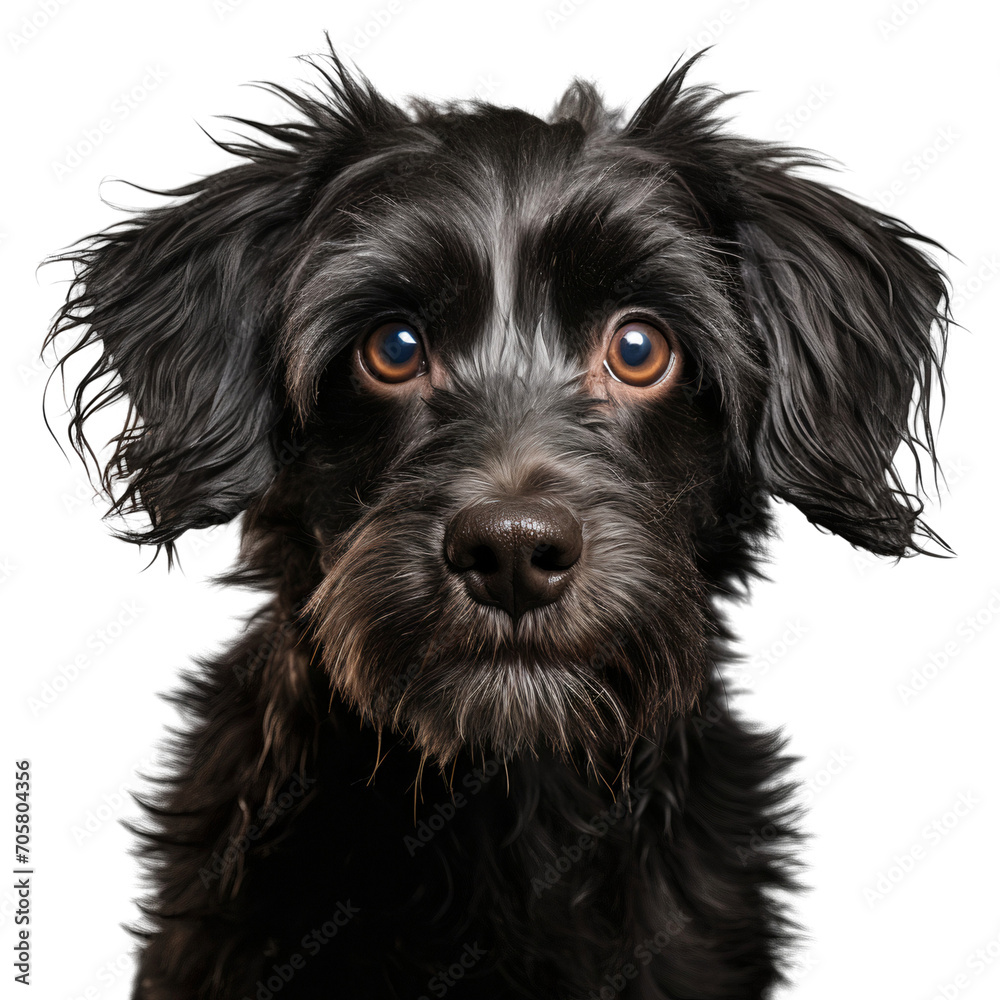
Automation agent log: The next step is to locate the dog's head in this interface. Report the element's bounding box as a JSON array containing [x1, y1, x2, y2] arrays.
[[47, 52, 948, 765]]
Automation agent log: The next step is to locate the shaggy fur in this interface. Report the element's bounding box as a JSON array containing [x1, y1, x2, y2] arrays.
[[46, 48, 948, 1000]]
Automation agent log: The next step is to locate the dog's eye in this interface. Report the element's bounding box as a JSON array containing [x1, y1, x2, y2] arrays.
[[605, 321, 675, 387], [361, 322, 426, 383]]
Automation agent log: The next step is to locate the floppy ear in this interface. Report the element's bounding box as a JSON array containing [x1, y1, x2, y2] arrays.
[[626, 56, 950, 557], [45, 51, 404, 553], [734, 170, 948, 556]]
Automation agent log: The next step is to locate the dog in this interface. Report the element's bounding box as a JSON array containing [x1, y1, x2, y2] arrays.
[[47, 48, 949, 1000]]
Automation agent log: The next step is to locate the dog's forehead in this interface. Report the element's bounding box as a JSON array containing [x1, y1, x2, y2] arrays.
[[355, 120, 686, 378], [440, 179, 582, 388]]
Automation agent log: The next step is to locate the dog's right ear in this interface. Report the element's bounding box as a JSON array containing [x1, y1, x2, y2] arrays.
[[45, 51, 404, 553], [625, 54, 950, 558]]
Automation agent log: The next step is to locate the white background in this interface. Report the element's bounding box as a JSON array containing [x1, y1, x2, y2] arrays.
[[2, 0, 998, 997]]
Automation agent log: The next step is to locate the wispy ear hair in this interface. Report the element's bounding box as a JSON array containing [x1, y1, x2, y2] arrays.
[[625, 52, 950, 556], [44, 47, 404, 556]]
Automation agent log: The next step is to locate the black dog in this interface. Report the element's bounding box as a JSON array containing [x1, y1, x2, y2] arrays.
[[47, 49, 948, 1000]]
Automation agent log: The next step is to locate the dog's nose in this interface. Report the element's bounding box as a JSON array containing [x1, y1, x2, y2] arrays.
[[444, 499, 583, 621]]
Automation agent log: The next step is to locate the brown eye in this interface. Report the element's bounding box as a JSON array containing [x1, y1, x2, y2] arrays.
[[361, 322, 425, 383], [605, 321, 675, 387]]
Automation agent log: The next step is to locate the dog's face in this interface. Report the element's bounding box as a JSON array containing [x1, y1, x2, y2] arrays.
[[288, 107, 740, 762], [48, 54, 948, 766]]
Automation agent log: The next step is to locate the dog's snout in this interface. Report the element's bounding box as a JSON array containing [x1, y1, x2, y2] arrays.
[[444, 499, 583, 621]]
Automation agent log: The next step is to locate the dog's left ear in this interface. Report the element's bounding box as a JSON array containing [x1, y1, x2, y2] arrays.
[[626, 59, 950, 557], [46, 51, 403, 553], [732, 166, 949, 557]]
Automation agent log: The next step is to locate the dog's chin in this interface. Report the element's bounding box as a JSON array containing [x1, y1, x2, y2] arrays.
[[325, 631, 702, 766], [388, 657, 634, 764]]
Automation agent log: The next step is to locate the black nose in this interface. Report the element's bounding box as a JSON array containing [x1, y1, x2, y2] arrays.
[[443, 499, 583, 622]]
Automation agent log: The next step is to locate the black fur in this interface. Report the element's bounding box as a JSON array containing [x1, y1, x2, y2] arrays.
[[46, 49, 948, 999]]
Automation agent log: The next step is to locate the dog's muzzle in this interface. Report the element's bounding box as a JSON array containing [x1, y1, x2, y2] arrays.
[[443, 498, 583, 623]]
